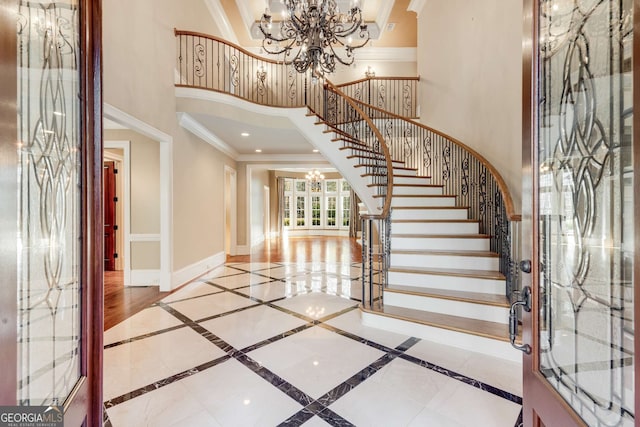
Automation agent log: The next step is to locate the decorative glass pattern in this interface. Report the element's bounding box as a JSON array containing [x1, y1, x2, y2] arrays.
[[537, 0, 634, 424], [325, 180, 337, 193], [16, 0, 82, 406]]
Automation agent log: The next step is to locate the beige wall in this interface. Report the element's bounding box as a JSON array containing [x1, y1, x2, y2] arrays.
[[417, 0, 523, 208], [331, 61, 418, 85], [104, 1, 241, 274]]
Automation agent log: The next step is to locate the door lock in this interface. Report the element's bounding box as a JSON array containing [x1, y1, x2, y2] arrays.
[[509, 286, 532, 354]]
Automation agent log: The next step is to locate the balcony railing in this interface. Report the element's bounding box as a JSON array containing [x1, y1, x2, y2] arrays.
[[174, 29, 521, 303]]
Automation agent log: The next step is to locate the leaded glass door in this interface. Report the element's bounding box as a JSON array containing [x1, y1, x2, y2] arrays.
[[0, 0, 102, 424], [523, 0, 637, 425]]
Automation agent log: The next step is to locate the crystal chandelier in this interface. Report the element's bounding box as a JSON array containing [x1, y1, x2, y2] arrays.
[[259, 0, 370, 75], [306, 169, 325, 182]]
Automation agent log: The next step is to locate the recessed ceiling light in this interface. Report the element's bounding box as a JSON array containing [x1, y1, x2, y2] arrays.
[[313, 149, 319, 153], [241, 132, 250, 137], [255, 149, 262, 153]]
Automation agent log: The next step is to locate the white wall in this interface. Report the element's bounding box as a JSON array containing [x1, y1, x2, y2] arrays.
[[416, 0, 523, 208]]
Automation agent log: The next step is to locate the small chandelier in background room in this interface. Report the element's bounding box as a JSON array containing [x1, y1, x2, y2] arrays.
[[306, 169, 325, 182], [259, 0, 370, 75]]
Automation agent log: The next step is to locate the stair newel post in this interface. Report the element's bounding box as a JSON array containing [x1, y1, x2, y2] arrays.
[[361, 217, 366, 309], [368, 219, 374, 309]]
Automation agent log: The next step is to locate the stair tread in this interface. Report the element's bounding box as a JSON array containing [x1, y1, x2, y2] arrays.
[[369, 183, 442, 188], [391, 249, 499, 258], [386, 285, 510, 307], [347, 154, 404, 163], [367, 305, 510, 342], [362, 173, 431, 179], [354, 164, 416, 171], [391, 233, 490, 239], [389, 266, 505, 280]]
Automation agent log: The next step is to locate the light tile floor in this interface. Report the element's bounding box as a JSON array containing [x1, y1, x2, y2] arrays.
[[104, 261, 523, 426]]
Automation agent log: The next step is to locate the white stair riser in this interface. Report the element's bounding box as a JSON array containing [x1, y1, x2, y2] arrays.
[[391, 237, 490, 251], [392, 209, 469, 220], [391, 222, 480, 235], [384, 292, 509, 324], [391, 253, 499, 271], [361, 310, 521, 362], [393, 168, 416, 175], [392, 186, 444, 196], [394, 176, 432, 185], [388, 271, 505, 295], [391, 197, 456, 207]]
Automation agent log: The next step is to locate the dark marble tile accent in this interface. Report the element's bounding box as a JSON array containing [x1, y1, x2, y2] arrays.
[[399, 353, 523, 405], [157, 287, 224, 304], [317, 305, 359, 323], [192, 301, 261, 324], [319, 323, 394, 354], [304, 401, 326, 415], [103, 324, 188, 349], [316, 408, 356, 427], [277, 408, 315, 426], [103, 404, 113, 427], [514, 409, 523, 427], [395, 336, 421, 352], [276, 382, 315, 407], [239, 323, 315, 353], [103, 354, 231, 408]]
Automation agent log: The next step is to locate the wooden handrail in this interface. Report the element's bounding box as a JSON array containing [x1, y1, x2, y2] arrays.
[[335, 76, 421, 88], [324, 80, 394, 219], [347, 97, 520, 221]]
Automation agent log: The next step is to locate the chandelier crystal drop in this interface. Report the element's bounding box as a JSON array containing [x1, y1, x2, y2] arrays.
[[259, 0, 370, 75], [306, 169, 325, 182]]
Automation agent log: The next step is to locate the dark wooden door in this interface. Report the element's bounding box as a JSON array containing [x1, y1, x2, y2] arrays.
[[522, 0, 637, 425], [104, 161, 117, 271], [0, 0, 103, 425]]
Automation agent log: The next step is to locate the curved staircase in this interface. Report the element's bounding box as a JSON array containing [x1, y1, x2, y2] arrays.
[[174, 30, 522, 362]]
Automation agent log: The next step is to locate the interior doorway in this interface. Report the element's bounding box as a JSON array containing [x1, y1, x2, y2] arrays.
[[224, 166, 237, 256]]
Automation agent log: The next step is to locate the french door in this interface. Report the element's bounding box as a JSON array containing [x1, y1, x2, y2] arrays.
[[0, 0, 102, 425], [523, 0, 637, 425]]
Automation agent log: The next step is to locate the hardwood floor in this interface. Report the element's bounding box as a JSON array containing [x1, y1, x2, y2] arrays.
[[104, 236, 361, 330], [104, 271, 169, 330], [226, 236, 362, 263]]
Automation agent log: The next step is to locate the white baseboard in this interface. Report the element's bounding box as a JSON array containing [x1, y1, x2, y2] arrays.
[[171, 251, 226, 290], [129, 269, 161, 286]]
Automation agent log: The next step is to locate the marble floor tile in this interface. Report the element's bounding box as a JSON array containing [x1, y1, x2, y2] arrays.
[[234, 281, 297, 302], [199, 305, 308, 350], [405, 339, 523, 396], [227, 262, 282, 271], [104, 328, 226, 401], [104, 306, 184, 345], [106, 379, 216, 427], [198, 265, 247, 281], [302, 416, 333, 426], [272, 292, 358, 320], [161, 281, 222, 304], [167, 291, 257, 321], [248, 326, 384, 399], [324, 310, 410, 349], [206, 273, 275, 289], [179, 358, 302, 426]]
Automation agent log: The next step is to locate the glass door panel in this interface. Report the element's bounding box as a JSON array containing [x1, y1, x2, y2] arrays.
[[536, 0, 634, 424], [17, 0, 82, 406]]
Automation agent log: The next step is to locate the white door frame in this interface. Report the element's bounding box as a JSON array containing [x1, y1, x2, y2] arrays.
[[224, 165, 237, 256], [104, 141, 130, 282], [103, 103, 173, 291]]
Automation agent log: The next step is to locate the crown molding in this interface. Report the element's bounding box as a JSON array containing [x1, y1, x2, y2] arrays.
[[204, 0, 239, 45], [236, 153, 327, 162], [178, 112, 240, 159], [408, 0, 426, 17], [376, 0, 395, 35]]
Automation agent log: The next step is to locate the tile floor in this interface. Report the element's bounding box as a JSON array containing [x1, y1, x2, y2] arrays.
[[104, 262, 523, 427]]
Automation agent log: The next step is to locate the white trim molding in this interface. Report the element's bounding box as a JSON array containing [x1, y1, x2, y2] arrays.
[[103, 103, 174, 291], [204, 0, 239, 44], [236, 153, 326, 162], [172, 251, 226, 289], [104, 140, 131, 285], [408, 0, 427, 17], [178, 112, 240, 159], [130, 269, 161, 286]]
